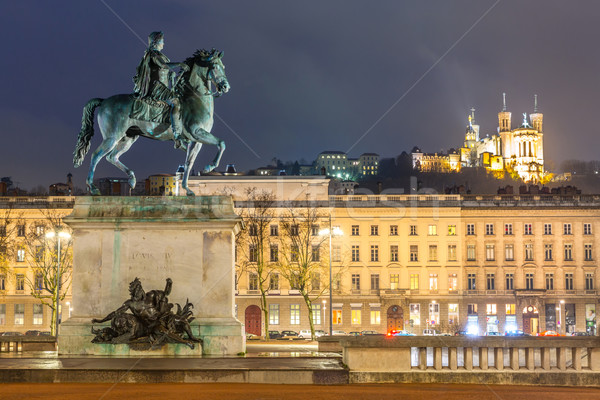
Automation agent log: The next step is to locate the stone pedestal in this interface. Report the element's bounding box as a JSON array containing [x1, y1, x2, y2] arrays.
[[58, 196, 245, 356]]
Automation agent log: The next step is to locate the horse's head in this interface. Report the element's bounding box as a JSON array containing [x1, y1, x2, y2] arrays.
[[186, 48, 230, 96]]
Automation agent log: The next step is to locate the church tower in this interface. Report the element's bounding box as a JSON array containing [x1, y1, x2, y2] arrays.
[[529, 94, 543, 132], [464, 107, 479, 149], [498, 93, 513, 158]]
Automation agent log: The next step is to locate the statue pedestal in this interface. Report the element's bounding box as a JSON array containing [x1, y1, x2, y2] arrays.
[[58, 196, 245, 356]]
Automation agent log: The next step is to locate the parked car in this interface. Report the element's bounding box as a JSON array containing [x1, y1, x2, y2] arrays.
[[484, 331, 502, 336], [298, 330, 313, 339], [360, 330, 384, 336], [538, 330, 562, 337], [245, 332, 259, 340], [388, 329, 415, 337], [505, 330, 529, 337], [422, 329, 438, 336], [331, 330, 347, 336], [1, 332, 24, 336], [570, 331, 590, 336], [267, 330, 281, 339], [25, 330, 42, 336], [280, 330, 299, 339], [39, 331, 52, 336], [348, 331, 362, 336], [314, 330, 327, 337]]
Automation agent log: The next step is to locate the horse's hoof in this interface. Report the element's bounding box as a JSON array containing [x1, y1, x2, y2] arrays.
[[203, 165, 214, 174], [90, 188, 101, 196], [129, 177, 136, 190], [186, 190, 195, 197]]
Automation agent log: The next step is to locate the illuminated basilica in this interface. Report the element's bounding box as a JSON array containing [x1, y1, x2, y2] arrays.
[[412, 94, 545, 182]]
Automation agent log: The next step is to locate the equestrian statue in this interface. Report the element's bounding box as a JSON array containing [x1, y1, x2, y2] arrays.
[[73, 31, 230, 196]]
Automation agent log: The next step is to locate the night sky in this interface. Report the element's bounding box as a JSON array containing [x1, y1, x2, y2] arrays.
[[2, 1, 600, 190]]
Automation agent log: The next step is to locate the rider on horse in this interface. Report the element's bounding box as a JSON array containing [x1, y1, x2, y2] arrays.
[[133, 31, 189, 149]]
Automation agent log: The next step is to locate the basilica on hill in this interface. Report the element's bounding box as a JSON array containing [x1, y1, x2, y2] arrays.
[[412, 94, 546, 183]]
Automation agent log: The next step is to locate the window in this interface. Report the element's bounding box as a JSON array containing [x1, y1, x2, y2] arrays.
[[563, 223, 572, 235], [428, 225, 437, 236], [270, 224, 278, 236], [371, 274, 380, 290], [467, 244, 476, 261], [525, 243, 533, 261], [584, 223, 592, 235], [409, 225, 417, 236], [14, 304, 24, 325], [311, 225, 319, 236], [447, 245, 457, 261], [565, 273, 574, 290], [545, 273, 554, 290], [524, 223, 532, 235], [311, 273, 321, 291], [544, 224, 552, 235], [585, 244, 593, 261], [34, 273, 43, 292], [370, 309, 381, 324], [486, 244, 495, 261], [34, 245, 43, 262], [370, 225, 379, 236], [448, 273, 458, 291], [332, 244, 341, 262], [351, 308, 361, 325], [564, 244, 573, 261], [0, 225, 5, 236], [429, 303, 440, 325], [351, 245, 360, 262], [504, 223, 513, 235], [33, 304, 43, 325], [448, 225, 456, 236], [248, 224, 258, 236], [351, 274, 361, 290], [291, 245, 299, 262], [351, 225, 359, 236], [410, 274, 419, 290], [16, 274, 25, 291], [249, 244, 257, 262], [466, 224, 475, 236], [486, 304, 497, 315], [506, 304, 516, 315], [467, 273, 476, 290], [269, 304, 279, 324], [248, 273, 258, 291], [505, 273, 514, 290], [390, 225, 398, 236], [332, 308, 342, 325], [17, 247, 25, 262], [390, 274, 399, 290], [290, 225, 299, 236], [544, 244, 553, 261], [486, 274, 495, 290], [428, 245, 437, 262], [485, 224, 494, 235], [525, 273, 534, 290], [410, 304, 421, 325], [0, 275, 5, 291], [35, 225, 45, 236], [448, 304, 459, 325], [586, 273, 594, 290], [17, 225, 25, 237], [410, 245, 418, 262], [467, 304, 478, 315], [269, 273, 279, 290], [505, 244, 514, 261], [390, 245, 399, 262], [311, 245, 320, 262], [370, 245, 379, 262], [0, 304, 5, 325], [290, 304, 300, 324], [429, 274, 438, 290], [312, 304, 321, 325], [270, 244, 278, 262]]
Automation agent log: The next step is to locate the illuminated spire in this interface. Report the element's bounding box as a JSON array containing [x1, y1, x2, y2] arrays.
[[470, 107, 475, 122], [502, 92, 507, 111], [534, 94, 538, 113]]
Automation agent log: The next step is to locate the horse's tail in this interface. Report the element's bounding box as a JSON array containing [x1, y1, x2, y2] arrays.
[[73, 97, 104, 167]]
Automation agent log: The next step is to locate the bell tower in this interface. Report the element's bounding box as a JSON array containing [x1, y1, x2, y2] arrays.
[[498, 93, 513, 158], [529, 94, 543, 132]]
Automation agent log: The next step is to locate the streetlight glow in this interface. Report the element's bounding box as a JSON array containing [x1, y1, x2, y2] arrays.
[[46, 227, 71, 337], [320, 215, 342, 336]]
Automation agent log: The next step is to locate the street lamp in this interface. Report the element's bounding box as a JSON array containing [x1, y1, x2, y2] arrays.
[[322, 299, 327, 334], [319, 215, 343, 336], [557, 299, 565, 334], [46, 228, 71, 337]]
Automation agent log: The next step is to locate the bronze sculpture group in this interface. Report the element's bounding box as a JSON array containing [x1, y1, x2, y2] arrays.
[[91, 278, 202, 349], [73, 31, 230, 196]]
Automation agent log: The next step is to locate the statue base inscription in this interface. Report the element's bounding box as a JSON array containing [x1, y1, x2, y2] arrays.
[[58, 196, 245, 356]]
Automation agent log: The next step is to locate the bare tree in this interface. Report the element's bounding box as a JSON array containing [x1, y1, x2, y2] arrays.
[[236, 188, 277, 339], [276, 202, 331, 340], [0, 206, 21, 295], [22, 210, 73, 335]]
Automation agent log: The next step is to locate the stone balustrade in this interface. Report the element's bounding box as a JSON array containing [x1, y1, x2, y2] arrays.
[[0, 336, 57, 352]]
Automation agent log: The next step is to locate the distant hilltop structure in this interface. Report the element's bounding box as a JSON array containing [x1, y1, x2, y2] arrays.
[[413, 94, 546, 183]]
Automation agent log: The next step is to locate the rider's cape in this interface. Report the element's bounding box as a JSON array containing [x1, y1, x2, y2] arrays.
[[131, 49, 172, 123]]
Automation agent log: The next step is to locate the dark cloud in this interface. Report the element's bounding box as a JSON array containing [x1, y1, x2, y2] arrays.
[[1, 1, 599, 189]]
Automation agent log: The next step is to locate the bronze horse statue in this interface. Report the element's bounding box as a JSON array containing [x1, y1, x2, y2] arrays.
[[73, 49, 229, 196]]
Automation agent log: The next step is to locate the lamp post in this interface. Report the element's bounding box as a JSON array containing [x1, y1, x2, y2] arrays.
[[46, 228, 71, 337], [322, 299, 327, 334], [319, 215, 342, 336], [557, 299, 565, 334]]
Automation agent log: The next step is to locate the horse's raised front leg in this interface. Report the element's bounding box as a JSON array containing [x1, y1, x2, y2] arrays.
[[87, 138, 120, 195], [106, 136, 139, 190], [181, 142, 203, 196]]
